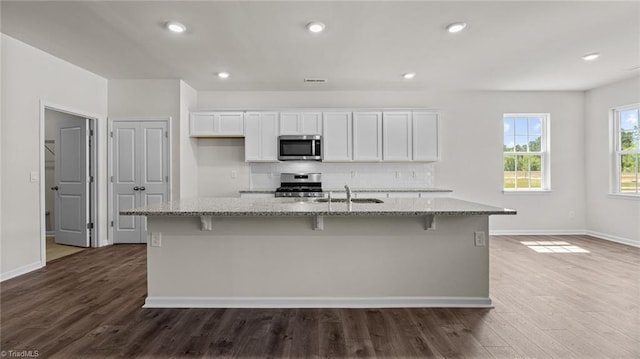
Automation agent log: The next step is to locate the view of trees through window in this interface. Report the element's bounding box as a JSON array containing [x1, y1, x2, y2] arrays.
[[618, 108, 639, 193], [503, 115, 545, 190]]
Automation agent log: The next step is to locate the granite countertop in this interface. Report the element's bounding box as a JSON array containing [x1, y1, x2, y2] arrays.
[[121, 197, 516, 217], [239, 187, 453, 194]]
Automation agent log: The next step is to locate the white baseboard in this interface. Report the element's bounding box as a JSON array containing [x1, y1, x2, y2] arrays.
[[1, 261, 44, 282], [143, 296, 493, 309], [490, 229, 586, 236], [46, 231, 56, 237], [586, 230, 640, 248]]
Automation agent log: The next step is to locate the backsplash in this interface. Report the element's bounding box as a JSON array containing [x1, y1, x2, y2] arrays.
[[250, 162, 435, 189]]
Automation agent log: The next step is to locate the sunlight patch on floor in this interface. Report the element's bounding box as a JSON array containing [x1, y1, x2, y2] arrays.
[[520, 241, 590, 253]]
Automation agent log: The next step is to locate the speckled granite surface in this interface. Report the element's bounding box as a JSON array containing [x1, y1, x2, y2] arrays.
[[238, 187, 453, 194], [121, 197, 516, 217]]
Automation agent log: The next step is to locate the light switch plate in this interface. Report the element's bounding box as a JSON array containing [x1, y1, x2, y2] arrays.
[[30, 171, 38, 183], [474, 231, 486, 247], [150, 232, 162, 247]]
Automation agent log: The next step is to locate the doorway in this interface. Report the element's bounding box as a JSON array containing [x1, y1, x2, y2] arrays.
[[42, 107, 97, 262]]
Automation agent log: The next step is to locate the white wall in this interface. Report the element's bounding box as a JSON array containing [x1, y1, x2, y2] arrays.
[[1, 34, 108, 279], [585, 76, 640, 245], [107, 79, 181, 200], [198, 138, 250, 197], [198, 90, 587, 233], [179, 80, 199, 198]]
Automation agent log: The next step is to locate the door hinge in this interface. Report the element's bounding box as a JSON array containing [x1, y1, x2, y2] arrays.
[[87, 222, 94, 230], [165, 176, 169, 182], [165, 131, 169, 138], [110, 131, 113, 138], [110, 176, 114, 182], [90, 130, 94, 136], [90, 176, 94, 183], [110, 221, 114, 227]]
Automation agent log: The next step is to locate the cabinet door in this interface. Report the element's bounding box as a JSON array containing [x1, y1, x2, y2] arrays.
[[279, 112, 322, 135], [301, 112, 323, 134], [245, 112, 279, 162], [412, 112, 439, 161], [353, 112, 382, 161], [383, 111, 412, 161], [244, 112, 262, 161], [322, 112, 352, 161], [190, 113, 215, 136], [279, 112, 301, 134], [216, 112, 244, 135], [260, 112, 279, 161]]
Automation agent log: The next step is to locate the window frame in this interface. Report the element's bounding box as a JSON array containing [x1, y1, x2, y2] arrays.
[[502, 113, 551, 192], [610, 104, 640, 197]]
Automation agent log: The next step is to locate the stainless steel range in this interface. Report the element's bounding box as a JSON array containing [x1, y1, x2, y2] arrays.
[[275, 173, 323, 198]]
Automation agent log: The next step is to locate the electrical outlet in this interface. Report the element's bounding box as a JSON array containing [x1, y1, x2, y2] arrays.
[[474, 231, 486, 247], [150, 232, 162, 247], [351, 171, 357, 178], [396, 171, 401, 179], [231, 170, 237, 179], [569, 210, 575, 219]]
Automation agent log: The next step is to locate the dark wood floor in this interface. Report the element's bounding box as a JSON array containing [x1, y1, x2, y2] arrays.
[[1, 235, 638, 358]]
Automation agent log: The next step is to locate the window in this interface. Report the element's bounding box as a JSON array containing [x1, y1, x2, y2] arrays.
[[503, 114, 550, 191], [612, 105, 639, 195]]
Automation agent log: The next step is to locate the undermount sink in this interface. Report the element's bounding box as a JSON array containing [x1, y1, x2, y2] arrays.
[[314, 198, 384, 204]]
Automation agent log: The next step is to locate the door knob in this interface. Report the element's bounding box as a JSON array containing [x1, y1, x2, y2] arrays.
[[51, 186, 59, 191], [133, 186, 139, 191], [139, 186, 146, 191]]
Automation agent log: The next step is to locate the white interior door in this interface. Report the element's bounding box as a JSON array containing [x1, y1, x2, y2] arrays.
[[138, 121, 169, 210], [112, 121, 142, 243], [54, 118, 90, 247], [112, 120, 169, 244]]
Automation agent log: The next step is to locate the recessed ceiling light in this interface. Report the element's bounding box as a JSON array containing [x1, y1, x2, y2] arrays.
[[447, 23, 467, 33], [217, 72, 230, 79], [582, 52, 600, 61], [166, 21, 186, 33], [403, 72, 416, 79], [307, 22, 325, 33]]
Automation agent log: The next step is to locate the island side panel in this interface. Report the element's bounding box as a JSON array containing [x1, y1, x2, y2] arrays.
[[146, 215, 490, 307]]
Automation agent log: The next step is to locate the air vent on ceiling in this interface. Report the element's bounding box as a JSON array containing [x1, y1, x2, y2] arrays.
[[304, 78, 327, 83], [628, 65, 640, 72]]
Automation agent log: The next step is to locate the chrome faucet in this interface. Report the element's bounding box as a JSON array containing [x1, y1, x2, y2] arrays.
[[345, 184, 353, 203]]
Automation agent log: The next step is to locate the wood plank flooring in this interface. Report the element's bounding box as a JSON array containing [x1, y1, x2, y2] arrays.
[[1, 235, 638, 358]]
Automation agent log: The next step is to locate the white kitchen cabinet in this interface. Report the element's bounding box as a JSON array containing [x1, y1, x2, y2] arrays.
[[244, 112, 279, 162], [190, 111, 244, 137], [322, 112, 353, 161], [383, 111, 412, 161], [279, 112, 322, 135], [412, 111, 440, 161], [353, 111, 383, 161]]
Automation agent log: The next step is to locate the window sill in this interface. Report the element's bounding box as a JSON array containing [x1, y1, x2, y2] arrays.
[[502, 190, 552, 195], [607, 193, 640, 200]]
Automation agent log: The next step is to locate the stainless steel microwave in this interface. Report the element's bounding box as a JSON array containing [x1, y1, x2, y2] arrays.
[[278, 135, 322, 161]]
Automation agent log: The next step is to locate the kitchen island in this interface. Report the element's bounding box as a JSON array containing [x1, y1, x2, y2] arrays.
[[122, 197, 515, 308]]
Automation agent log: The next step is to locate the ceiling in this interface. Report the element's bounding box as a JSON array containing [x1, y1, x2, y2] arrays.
[[1, 1, 639, 92]]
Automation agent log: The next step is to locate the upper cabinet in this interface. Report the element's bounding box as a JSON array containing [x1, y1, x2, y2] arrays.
[[382, 111, 413, 161], [353, 112, 383, 161], [322, 112, 352, 162], [190, 111, 244, 137], [412, 111, 440, 161], [279, 112, 322, 135], [244, 112, 279, 162]]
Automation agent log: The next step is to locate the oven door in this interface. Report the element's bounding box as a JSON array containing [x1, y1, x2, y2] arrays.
[[278, 136, 322, 161]]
